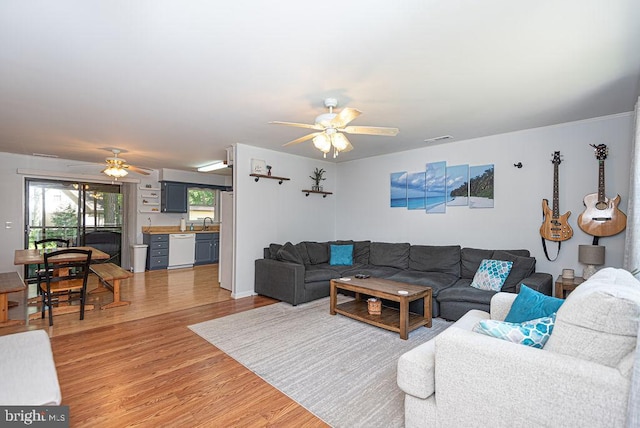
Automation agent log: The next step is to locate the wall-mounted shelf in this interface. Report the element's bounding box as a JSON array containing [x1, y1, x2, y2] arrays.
[[138, 208, 161, 213], [141, 201, 159, 206], [138, 186, 160, 191], [250, 173, 290, 184], [302, 190, 333, 198]]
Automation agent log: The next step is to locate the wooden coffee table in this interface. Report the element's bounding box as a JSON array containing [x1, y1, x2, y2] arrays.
[[330, 276, 432, 340]]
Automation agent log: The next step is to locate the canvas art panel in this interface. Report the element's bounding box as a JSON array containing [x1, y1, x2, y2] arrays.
[[446, 164, 469, 206], [469, 164, 494, 208], [407, 172, 426, 210], [426, 161, 446, 213], [390, 172, 408, 207]]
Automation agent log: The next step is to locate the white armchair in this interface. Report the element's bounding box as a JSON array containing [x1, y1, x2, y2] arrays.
[[397, 268, 640, 428]]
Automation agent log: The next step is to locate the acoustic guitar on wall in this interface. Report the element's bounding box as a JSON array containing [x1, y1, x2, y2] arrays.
[[540, 151, 573, 242], [577, 144, 627, 238]]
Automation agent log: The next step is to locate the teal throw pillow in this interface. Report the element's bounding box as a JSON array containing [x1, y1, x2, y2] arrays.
[[470, 259, 513, 291], [473, 314, 556, 349], [504, 284, 564, 323], [330, 244, 354, 266]]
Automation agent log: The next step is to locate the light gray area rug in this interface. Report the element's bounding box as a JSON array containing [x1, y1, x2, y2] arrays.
[[189, 297, 452, 427]]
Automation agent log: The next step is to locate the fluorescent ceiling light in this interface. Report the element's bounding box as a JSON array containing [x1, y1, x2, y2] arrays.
[[198, 161, 227, 172]]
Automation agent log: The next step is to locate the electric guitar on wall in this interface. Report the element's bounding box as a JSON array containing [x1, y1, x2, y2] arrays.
[[540, 151, 573, 242], [577, 144, 627, 238]]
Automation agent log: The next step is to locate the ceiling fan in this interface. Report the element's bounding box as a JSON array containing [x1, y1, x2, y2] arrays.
[[270, 98, 399, 158], [100, 149, 151, 179]]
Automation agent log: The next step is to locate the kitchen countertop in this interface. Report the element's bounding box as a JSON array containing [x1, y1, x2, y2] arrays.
[[142, 225, 220, 234]]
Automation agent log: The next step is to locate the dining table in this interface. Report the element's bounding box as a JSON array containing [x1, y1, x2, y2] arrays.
[[14, 246, 111, 320]]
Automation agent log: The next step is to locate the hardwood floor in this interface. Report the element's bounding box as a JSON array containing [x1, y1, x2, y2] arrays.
[[1, 265, 327, 427]]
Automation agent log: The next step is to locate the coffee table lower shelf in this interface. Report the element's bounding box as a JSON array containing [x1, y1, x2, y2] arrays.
[[334, 300, 429, 337]]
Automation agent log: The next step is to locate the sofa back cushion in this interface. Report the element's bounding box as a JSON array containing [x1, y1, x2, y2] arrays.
[[544, 268, 640, 374], [354, 241, 371, 264], [295, 242, 311, 265], [275, 242, 304, 264], [304, 242, 330, 265], [268, 243, 283, 259], [409, 245, 461, 276], [461, 248, 532, 280], [492, 250, 536, 293], [369, 242, 410, 269], [461, 248, 494, 279]]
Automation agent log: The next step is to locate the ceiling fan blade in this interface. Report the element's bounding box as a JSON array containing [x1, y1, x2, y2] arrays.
[[282, 132, 321, 147], [343, 125, 399, 136], [339, 135, 354, 153], [270, 121, 323, 131], [126, 165, 152, 175], [330, 108, 361, 129]]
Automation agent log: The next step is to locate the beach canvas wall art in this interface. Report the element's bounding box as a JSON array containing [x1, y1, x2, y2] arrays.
[[407, 171, 426, 210], [426, 161, 446, 213], [469, 164, 494, 208], [446, 164, 469, 206], [390, 172, 408, 207]]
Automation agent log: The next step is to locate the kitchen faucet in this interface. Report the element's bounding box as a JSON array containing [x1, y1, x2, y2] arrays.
[[202, 217, 213, 231]]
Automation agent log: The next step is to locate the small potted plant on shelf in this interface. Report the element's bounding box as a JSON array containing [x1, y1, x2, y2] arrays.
[[310, 168, 326, 191]]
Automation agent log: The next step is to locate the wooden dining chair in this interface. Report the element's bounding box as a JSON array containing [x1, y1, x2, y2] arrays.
[[40, 249, 92, 326], [34, 238, 71, 300]]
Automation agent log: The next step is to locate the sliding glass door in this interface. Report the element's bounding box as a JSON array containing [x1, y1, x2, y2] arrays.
[[24, 179, 123, 277]]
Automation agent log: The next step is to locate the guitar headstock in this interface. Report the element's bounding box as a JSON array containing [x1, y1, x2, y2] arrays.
[[590, 144, 608, 161], [551, 151, 562, 165]]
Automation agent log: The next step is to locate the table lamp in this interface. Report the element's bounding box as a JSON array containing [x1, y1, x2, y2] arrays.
[[578, 245, 605, 280]]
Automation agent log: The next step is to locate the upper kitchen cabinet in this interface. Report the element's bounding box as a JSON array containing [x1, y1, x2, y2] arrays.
[[161, 181, 187, 213]]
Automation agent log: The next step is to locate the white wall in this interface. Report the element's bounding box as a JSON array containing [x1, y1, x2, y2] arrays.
[[335, 113, 634, 279], [233, 143, 336, 298]]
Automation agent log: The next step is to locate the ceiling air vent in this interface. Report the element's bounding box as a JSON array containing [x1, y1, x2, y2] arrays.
[[424, 135, 453, 143]]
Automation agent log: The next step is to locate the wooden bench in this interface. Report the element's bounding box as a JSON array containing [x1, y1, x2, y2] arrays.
[[89, 263, 133, 310]]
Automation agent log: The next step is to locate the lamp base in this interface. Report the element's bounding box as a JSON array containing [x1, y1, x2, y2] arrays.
[[583, 265, 597, 280]]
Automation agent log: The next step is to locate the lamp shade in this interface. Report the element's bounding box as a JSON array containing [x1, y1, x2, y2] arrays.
[[578, 245, 605, 266]]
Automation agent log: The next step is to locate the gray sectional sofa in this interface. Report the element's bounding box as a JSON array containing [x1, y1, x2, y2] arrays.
[[254, 240, 552, 320]]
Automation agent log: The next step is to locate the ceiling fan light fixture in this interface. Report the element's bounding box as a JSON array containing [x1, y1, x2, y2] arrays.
[[313, 134, 331, 152], [331, 133, 349, 151], [102, 165, 128, 178]]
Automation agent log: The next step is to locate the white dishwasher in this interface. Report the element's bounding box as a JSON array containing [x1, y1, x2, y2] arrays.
[[168, 233, 196, 269]]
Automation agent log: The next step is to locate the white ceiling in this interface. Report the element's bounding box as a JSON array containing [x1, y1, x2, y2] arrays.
[[1, 1, 639, 175]]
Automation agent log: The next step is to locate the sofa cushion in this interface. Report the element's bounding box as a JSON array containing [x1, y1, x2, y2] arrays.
[[473, 314, 556, 349], [504, 284, 564, 323], [295, 242, 311, 265], [544, 268, 640, 371], [369, 242, 410, 269], [342, 265, 401, 278], [330, 244, 354, 266], [353, 240, 371, 264], [437, 280, 497, 305], [460, 248, 494, 279], [409, 245, 461, 276], [276, 242, 303, 264], [388, 270, 458, 296], [268, 243, 283, 259], [304, 264, 342, 283], [470, 259, 513, 291], [492, 250, 536, 293], [305, 242, 329, 265]]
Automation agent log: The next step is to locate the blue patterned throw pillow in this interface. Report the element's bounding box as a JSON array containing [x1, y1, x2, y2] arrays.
[[470, 259, 514, 291], [473, 314, 556, 349]]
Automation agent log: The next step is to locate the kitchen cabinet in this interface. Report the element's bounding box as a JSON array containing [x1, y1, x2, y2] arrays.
[[161, 181, 187, 213], [195, 232, 219, 265], [143, 234, 169, 270]]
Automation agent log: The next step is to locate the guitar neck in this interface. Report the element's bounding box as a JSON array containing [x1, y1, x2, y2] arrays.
[[552, 162, 559, 218], [598, 160, 605, 202]]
